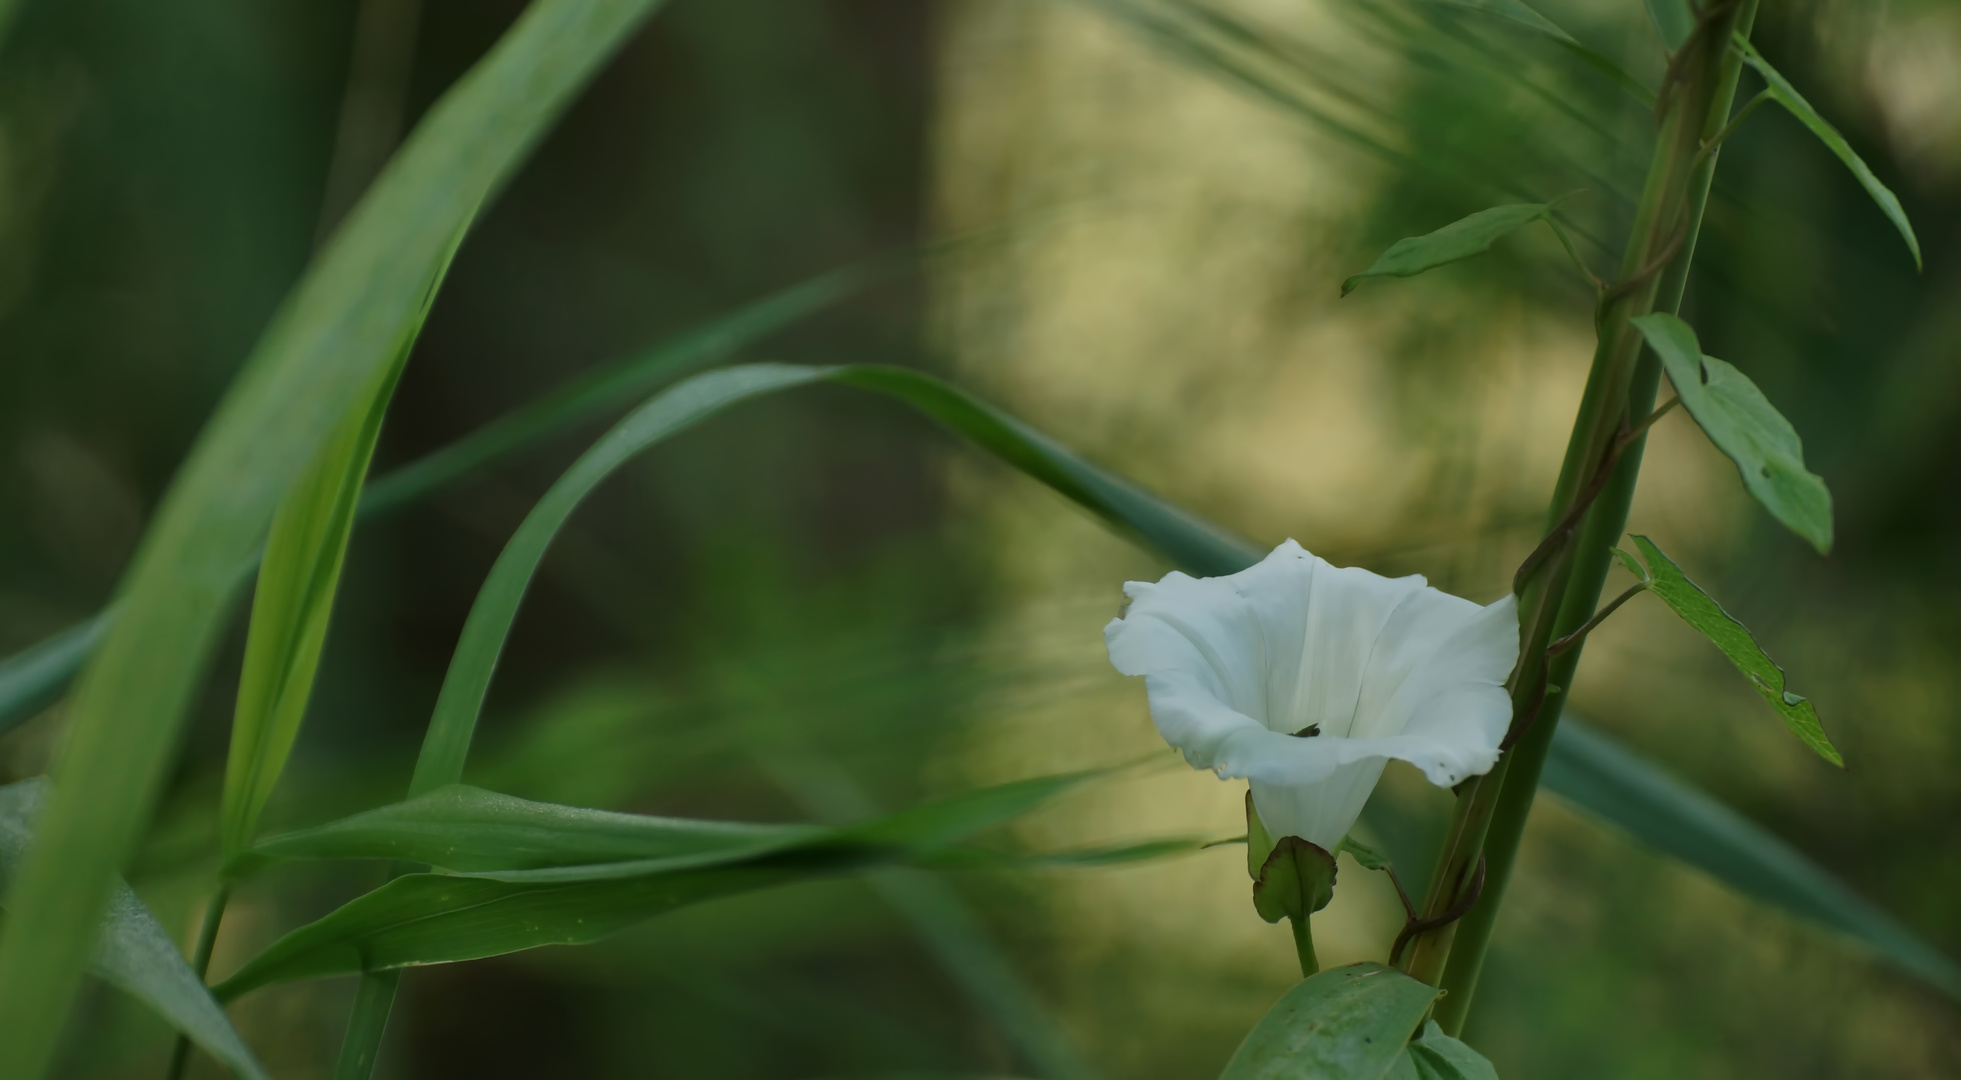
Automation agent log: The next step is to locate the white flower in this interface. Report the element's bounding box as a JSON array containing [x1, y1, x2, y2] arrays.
[[1104, 540, 1519, 851]]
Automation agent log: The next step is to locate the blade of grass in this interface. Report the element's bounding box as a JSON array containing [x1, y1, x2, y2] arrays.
[[0, 0, 671, 1067], [0, 258, 893, 743], [222, 224, 464, 863], [0, 781, 269, 1080]]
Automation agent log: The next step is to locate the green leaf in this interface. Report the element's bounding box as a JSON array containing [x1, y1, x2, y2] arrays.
[[1736, 39, 1921, 270], [1543, 718, 1961, 1001], [1608, 545, 1649, 582], [213, 773, 1095, 997], [220, 227, 465, 862], [1337, 835, 1394, 872], [0, 0, 673, 1059], [230, 784, 820, 879], [1643, 0, 1693, 50], [1629, 313, 1833, 554], [1341, 201, 1564, 296], [1401, 1021, 1499, 1080], [0, 781, 269, 1080], [1628, 536, 1841, 765], [1427, 0, 1654, 106], [0, 612, 111, 740], [1219, 962, 1440, 1080]]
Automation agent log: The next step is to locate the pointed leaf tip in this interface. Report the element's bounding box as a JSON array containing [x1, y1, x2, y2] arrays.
[[1342, 201, 1559, 294], [1737, 40, 1921, 272], [1630, 314, 1834, 555], [1629, 537, 1843, 766]]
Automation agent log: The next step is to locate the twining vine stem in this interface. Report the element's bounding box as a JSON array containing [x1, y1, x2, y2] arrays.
[[1393, 0, 1762, 1033]]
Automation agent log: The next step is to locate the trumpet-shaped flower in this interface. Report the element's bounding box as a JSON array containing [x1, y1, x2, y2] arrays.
[[1104, 540, 1519, 851]]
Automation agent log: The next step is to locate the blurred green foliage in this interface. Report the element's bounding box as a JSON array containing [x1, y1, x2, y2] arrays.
[[1, 0, 1959, 1076]]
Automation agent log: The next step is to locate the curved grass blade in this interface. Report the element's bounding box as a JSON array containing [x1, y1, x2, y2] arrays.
[[221, 227, 466, 862], [1630, 313, 1832, 554], [1429, 0, 1654, 106], [0, 0, 672, 1063], [1219, 962, 1438, 1080], [1626, 536, 1841, 765], [0, 781, 269, 1080], [233, 783, 820, 878], [214, 772, 1098, 998], [0, 260, 887, 742], [1341, 201, 1565, 296], [0, 613, 112, 740], [1736, 39, 1920, 270], [1542, 718, 1960, 1000]]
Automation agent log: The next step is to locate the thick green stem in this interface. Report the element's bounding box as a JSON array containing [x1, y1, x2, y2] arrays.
[[1290, 915, 1319, 978], [1398, 0, 1761, 1010]]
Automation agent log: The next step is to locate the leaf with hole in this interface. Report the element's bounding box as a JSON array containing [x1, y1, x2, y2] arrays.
[[1219, 962, 1440, 1080], [1342, 201, 1566, 296], [1736, 39, 1920, 270], [1626, 536, 1840, 765], [1630, 313, 1832, 554], [0, 781, 268, 1080]]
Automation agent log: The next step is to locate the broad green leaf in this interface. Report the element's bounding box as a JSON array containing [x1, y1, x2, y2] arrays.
[[1643, 0, 1692, 50], [1541, 718, 1961, 1001], [0, 0, 672, 1059], [1630, 313, 1832, 554], [0, 781, 269, 1080], [0, 259, 884, 741], [1219, 962, 1439, 1080], [1342, 202, 1562, 296], [220, 227, 465, 861], [1628, 537, 1841, 765], [1428, 0, 1654, 106], [1736, 39, 1921, 270], [230, 784, 820, 879], [214, 773, 1094, 997], [1400, 1021, 1499, 1080]]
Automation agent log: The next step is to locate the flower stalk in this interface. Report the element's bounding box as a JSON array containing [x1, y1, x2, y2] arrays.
[[1396, 0, 1763, 1027]]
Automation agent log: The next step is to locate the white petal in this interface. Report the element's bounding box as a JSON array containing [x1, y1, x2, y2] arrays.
[[1105, 540, 1520, 842]]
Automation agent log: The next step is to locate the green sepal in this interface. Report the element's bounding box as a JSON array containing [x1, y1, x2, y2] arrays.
[[1252, 837, 1339, 925]]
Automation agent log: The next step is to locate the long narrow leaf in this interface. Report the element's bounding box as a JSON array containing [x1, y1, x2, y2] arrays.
[[0, 781, 269, 1080], [221, 227, 466, 861], [0, 259, 886, 742], [1736, 39, 1921, 270], [0, 0, 671, 1062], [1429, 0, 1655, 106], [1540, 720, 1961, 1000], [214, 772, 1097, 997]]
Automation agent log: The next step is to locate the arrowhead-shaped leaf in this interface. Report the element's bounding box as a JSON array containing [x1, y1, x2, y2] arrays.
[[1342, 201, 1563, 296], [1628, 537, 1841, 765], [1219, 963, 1440, 1080], [1630, 313, 1833, 554], [1737, 39, 1920, 270]]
